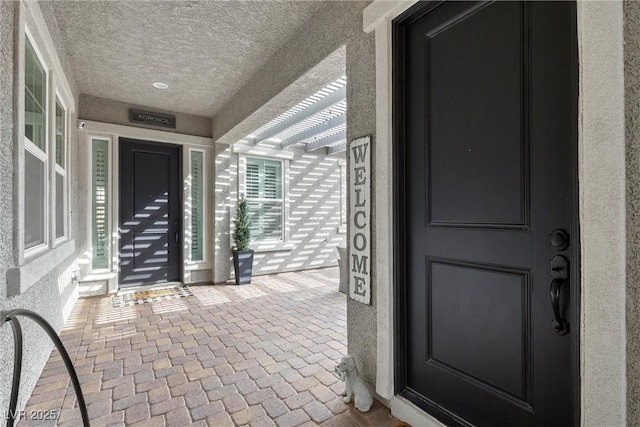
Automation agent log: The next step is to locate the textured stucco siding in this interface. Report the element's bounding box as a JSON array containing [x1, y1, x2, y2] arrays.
[[215, 142, 346, 282], [79, 94, 213, 138], [215, 143, 234, 283], [212, 2, 366, 144], [212, 1, 377, 389], [37, 1, 78, 98], [578, 1, 627, 425], [625, 1, 640, 425], [0, 1, 81, 414], [345, 29, 377, 389]]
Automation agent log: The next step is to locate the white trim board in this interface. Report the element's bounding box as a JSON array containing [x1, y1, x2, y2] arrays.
[[232, 143, 295, 160], [7, 239, 76, 296], [81, 120, 213, 147], [80, 123, 215, 293], [364, 1, 627, 426]]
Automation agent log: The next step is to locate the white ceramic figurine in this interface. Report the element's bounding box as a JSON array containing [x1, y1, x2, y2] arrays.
[[335, 354, 373, 412]]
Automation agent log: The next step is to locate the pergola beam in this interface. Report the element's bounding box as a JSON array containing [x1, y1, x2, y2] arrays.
[[253, 86, 347, 144], [326, 141, 347, 155], [305, 130, 347, 152], [280, 113, 346, 148]]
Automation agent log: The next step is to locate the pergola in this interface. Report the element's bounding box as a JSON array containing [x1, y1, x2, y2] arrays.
[[243, 77, 347, 155]]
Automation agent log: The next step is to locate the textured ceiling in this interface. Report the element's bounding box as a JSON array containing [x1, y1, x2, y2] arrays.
[[51, 0, 328, 117]]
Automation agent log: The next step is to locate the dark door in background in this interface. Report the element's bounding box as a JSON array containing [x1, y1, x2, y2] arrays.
[[119, 138, 181, 287], [394, 2, 578, 426]]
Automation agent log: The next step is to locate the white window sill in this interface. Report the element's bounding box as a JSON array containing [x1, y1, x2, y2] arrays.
[[6, 239, 76, 297], [80, 271, 117, 282], [251, 242, 294, 253]]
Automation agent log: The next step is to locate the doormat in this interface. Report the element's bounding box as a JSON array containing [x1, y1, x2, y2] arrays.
[[112, 286, 193, 307]]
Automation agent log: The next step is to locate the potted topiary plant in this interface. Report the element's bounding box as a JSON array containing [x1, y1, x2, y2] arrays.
[[232, 195, 254, 285]]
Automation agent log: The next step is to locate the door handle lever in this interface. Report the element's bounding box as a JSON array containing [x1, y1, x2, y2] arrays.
[[550, 255, 569, 336], [550, 279, 568, 335]]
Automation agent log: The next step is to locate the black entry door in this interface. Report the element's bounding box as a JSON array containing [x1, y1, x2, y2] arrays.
[[119, 138, 181, 287], [394, 2, 578, 426]]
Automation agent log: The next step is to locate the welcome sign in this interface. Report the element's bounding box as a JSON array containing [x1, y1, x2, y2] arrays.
[[349, 136, 371, 305]]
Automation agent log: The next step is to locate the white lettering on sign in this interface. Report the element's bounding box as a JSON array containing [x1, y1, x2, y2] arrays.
[[349, 136, 371, 305]]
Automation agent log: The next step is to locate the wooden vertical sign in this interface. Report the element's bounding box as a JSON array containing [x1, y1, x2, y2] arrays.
[[349, 136, 371, 305]]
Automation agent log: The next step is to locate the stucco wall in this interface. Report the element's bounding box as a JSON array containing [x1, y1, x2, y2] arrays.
[[215, 142, 346, 282], [212, 2, 366, 144], [578, 1, 627, 425], [345, 29, 377, 389], [625, 1, 640, 425], [215, 143, 234, 283], [212, 1, 378, 388], [0, 1, 81, 414], [80, 94, 213, 138]]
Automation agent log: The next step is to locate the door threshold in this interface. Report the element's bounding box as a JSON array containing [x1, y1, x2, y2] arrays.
[[117, 281, 184, 296], [391, 396, 446, 427]]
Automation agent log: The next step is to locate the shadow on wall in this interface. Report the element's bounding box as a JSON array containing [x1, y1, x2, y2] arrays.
[[215, 144, 346, 281]]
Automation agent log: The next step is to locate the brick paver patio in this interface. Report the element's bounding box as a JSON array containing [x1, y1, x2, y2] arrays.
[[17, 267, 400, 426]]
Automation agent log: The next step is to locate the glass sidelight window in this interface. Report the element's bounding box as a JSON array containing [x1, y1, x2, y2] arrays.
[[91, 139, 110, 270], [190, 150, 204, 262], [245, 157, 283, 241]]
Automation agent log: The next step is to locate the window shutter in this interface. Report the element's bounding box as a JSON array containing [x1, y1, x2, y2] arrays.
[[264, 162, 281, 199], [190, 151, 204, 262], [92, 139, 109, 269], [246, 160, 260, 199], [261, 201, 282, 239], [245, 157, 283, 241]]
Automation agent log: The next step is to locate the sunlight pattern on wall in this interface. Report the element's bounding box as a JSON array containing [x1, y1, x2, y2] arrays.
[[227, 145, 346, 277]]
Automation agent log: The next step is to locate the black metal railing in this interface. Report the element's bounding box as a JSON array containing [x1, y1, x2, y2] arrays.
[[1, 309, 90, 427]]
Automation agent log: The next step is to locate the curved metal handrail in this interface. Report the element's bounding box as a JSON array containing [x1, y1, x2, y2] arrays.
[[1, 309, 90, 427]]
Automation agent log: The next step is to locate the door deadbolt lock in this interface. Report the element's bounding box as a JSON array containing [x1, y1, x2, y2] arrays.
[[550, 255, 568, 280], [550, 229, 569, 251]]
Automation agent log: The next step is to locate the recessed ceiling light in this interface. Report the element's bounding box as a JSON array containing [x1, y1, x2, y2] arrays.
[[152, 82, 169, 90]]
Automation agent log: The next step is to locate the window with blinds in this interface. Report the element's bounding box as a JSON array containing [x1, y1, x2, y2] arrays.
[[92, 139, 109, 270], [245, 157, 283, 241], [190, 150, 204, 262]]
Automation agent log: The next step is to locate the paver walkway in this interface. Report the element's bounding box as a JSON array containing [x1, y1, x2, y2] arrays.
[[17, 267, 400, 426]]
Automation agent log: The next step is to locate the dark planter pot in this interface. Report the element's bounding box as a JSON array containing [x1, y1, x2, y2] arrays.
[[233, 249, 254, 285]]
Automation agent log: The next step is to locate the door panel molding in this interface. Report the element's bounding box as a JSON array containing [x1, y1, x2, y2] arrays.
[[425, 257, 533, 407], [366, 1, 626, 426], [119, 138, 182, 287], [392, 2, 580, 426]]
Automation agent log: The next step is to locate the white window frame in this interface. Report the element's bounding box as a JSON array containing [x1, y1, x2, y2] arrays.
[[188, 148, 207, 264], [244, 156, 285, 243], [54, 92, 69, 244], [8, 2, 77, 297], [21, 21, 74, 260], [88, 136, 112, 273], [232, 143, 293, 252], [23, 29, 50, 257]]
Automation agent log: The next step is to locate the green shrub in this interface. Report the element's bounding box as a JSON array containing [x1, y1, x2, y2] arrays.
[[233, 195, 251, 251]]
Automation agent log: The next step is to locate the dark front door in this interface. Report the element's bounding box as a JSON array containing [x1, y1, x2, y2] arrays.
[[119, 138, 181, 287], [394, 2, 578, 426]]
